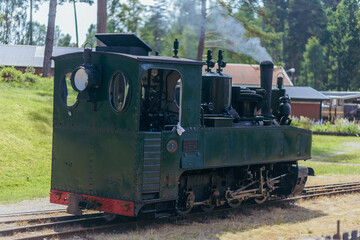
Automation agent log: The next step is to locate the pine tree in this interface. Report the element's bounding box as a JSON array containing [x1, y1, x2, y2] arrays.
[[302, 37, 325, 89], [139, 0, 168, 55], [263, 0, 288, 63], [286, 0, 326, 83], [327, 0, 360, 90], [0, 0, 28, 44], [108, 0, 144, 34]]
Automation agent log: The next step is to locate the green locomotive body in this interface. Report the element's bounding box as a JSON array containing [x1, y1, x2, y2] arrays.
[[50, 34, 312, 216]]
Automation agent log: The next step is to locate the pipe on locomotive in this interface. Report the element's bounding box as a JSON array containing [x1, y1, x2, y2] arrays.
[[260, 61, 274, 119]]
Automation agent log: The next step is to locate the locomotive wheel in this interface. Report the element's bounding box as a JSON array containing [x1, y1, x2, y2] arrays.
[[228, 199, 242, 208], [225, 190, 242, 208], [178, 191, 195, 216], [200, 189, 218, 212], [200, 203, 215, 212], [254, 196, 267, 204]]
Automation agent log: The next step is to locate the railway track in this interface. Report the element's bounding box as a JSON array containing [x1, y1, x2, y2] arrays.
[[1, 182, 360, 240], [302, 181, 360, 198], [0, 209, 65, 218]]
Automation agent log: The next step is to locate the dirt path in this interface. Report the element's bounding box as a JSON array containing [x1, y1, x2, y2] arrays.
[[89, 193, 360, 240]]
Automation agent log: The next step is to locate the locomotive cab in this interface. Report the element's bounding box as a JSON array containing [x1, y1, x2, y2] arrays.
[[50, 34, 204, 216]]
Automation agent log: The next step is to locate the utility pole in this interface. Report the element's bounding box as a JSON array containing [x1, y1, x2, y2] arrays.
[[73, 0, 79, 47]]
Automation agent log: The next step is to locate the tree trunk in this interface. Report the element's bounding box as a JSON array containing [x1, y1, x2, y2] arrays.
[[196, 0, 206, 61], [261, 18, 265, 47], [30, 0, 33, 45], [42, 0, 57, 77], [282, 26, 285, 63], [97, 0, 107, 46], [336, 60, 340, 91]]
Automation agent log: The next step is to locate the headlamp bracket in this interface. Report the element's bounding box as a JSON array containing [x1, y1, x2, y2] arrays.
[[70, 46, 101, 103]]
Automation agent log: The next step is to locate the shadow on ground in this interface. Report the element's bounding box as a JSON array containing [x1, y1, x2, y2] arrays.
[[96, 202, 326, 240]]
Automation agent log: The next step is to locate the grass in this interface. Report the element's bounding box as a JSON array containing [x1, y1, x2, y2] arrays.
[[300, 161, 360, 175], [0, 80, 53, 204], [311, 135, 360, 163], [299, 135, 360, 176]]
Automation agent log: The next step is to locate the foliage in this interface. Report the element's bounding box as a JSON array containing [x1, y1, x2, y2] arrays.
[[0, 66, 49, 87], [139, 0, 169, 55], [300, 37, 326, 89], [262, 0, 288, 63], [286, 0, 327, 84], [108, 0, 144, 34], [20, 21, 47, 45], [0, 0, 28, 44], [0, 66, 24, 83], [326, 0, 360, 90], [83, 23, 97, 47], [57, 33, 77, 47], [291, 116, 360, 134]]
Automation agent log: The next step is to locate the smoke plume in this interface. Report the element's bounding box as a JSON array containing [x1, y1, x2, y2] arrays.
[[207, 7, 272, 63]]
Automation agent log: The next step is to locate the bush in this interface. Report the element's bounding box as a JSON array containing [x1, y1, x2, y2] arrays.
[[25, 66, 35, 74], [291, 116, 360, 134], [0, 66, 51, 88], [0, 66, 24, 83], [23, 72, 37, 83], [290, 116, 312, 130]]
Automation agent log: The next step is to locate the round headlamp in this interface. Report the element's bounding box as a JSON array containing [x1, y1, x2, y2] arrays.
[[73, 67, 89, 92], [71, 66, 99, 92]]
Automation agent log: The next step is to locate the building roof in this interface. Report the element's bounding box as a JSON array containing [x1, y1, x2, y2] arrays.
[[284, 86, 329, 101], [205, 64, 293, 86], [320, 91, 360, 100], [0, 45, 82, 68]]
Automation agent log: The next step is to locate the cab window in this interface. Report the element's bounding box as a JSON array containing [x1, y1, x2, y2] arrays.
[[109, 71, 130, 112], [139, 69, 182, 131]]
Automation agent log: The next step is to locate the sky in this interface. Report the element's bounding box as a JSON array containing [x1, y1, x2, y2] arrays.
[[32, 0, 155, 46]]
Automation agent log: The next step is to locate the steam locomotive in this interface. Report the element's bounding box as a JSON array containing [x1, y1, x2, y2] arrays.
[[50, 34, 313, 217]]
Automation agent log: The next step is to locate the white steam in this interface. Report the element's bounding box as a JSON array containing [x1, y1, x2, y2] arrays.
[[207, 8, 272, 63]]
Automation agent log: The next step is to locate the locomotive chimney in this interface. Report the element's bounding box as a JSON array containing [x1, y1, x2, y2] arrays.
[[260, 61, 274, 119]]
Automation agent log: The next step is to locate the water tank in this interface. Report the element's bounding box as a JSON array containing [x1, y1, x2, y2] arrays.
[[202, 72, 232, 114]]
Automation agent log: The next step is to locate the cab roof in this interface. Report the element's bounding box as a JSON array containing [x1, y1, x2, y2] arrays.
[[52, 51, 204, 66]]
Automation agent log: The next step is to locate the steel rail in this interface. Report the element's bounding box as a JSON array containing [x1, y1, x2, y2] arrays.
[[0, 215, 105, 237], [6, 182, 360, 240], [0, 212, 103, 225], [303, 182, 360, 196], [305, 186, 360, 195], [305, 182, 360, 190], [0, 209, 65, 218]]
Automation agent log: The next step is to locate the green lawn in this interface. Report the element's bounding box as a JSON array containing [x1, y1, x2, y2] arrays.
[[299, 135, 360, 175], [0, 81, 53, 204], [300, 161, 360, 175], [311, 135, 360, 163]]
